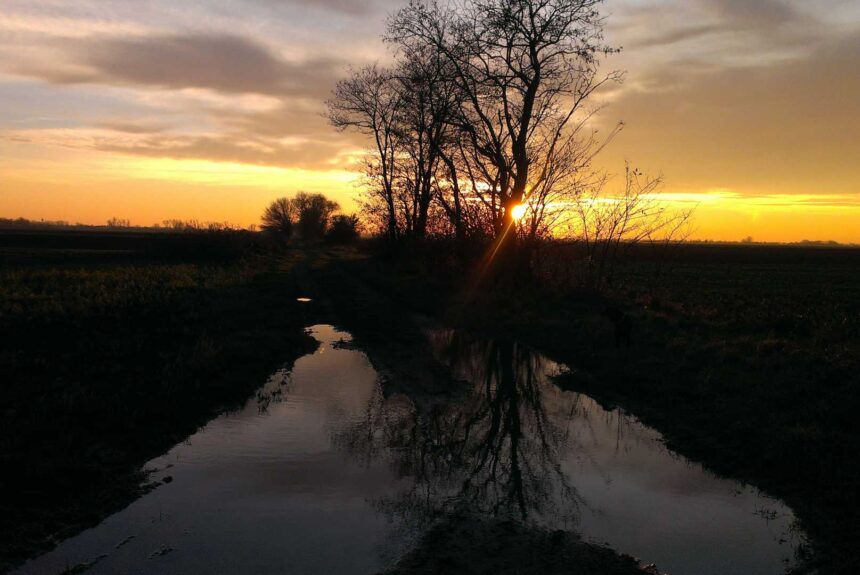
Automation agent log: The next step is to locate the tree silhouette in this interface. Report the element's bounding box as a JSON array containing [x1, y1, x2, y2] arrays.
[[335, 330, 581, 533], [261, 197, 295, 238], [260, 193, 341, 243], [292, 192, 340, 242]]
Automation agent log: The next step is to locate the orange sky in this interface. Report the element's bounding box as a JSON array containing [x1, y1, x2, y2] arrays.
[[1, 0, 859, 242]]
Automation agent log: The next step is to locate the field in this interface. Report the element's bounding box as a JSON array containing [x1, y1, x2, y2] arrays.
[[314, 241, 860, 573], [2, 233, 858, 573], [0, 231, 315, 571], [602, 245, 860, 573]]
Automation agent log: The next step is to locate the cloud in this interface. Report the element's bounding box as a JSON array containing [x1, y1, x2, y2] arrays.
[[631, 24, 721, 48], [10, 33, 347, 99], [598, 31, 860, 195], [1, 117, 359, 171], [609, 0, 831, 66], [4, 0, 857, 204], [249, 0, 405, 17], [699, 0, 800, 28], [95, 121, 169, 134], [93, 133, 352, 170]]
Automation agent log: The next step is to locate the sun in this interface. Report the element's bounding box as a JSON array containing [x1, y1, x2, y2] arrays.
[[511, 203, 528, 221]]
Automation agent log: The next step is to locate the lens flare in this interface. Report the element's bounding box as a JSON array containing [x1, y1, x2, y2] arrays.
[[511, 203, 527, 221]]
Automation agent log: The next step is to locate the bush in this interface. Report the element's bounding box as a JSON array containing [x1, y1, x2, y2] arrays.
[[326, 214, 360, 244]]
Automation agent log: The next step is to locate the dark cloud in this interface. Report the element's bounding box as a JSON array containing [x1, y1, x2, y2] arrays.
[[700, 0, 800, 28], [612, 0, 819, 55], [15, 33, 346, 98]]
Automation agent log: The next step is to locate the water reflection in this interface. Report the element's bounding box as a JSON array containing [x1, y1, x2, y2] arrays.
[[337, 330, 581, 534], [13, 325, 802, 575], [338, 329, 803, 574]]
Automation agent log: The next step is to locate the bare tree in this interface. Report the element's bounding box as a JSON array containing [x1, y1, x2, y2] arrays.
[[291, 192, 340, 242], [106, 217, 131, 228], [516, 110, 621, 246], [329, 65, 402, 242], [330, 50, 461, 242], [261, 193, 342, 243], [392, 45, 461, 240], [388, 0, 620, 246], [328, 0, 691, 290], [261, 197, 295, 238], [329, 0, 624, 259], [566, 165, 694, 291]]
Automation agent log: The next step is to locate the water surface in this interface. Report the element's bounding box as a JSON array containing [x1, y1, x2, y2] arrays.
[[14, 325, 802, 575]]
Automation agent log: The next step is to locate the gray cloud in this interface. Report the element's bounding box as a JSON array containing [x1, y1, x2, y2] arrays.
[[699, 0, 800, 27], [13, 33, 346, 99], [248, 0, 405, 17], [90, 99, 361, 169], [611, 0, 824, 58], [249, 0, 373, 16], [94, 132, 351, 170], [96, 120, 169, 134], [631, 24, 722, 48]]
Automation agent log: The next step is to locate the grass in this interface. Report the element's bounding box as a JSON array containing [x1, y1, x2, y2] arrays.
[[3, 236, 858, 573], [601, 252, 860, 574], [0, 235, 316, 572], [312, 241, 860, 574]]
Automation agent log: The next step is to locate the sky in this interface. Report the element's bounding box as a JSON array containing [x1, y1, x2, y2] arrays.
[[1, 0, 859, 242]]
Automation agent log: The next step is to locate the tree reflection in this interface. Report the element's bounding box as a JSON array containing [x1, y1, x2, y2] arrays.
[[335, 330, 581, 533]]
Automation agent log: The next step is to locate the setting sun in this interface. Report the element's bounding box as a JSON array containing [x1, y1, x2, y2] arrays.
[[511, 204, 528, 221]]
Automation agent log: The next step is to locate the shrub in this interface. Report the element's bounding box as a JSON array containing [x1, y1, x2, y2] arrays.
[[326, 214, 360, 244]]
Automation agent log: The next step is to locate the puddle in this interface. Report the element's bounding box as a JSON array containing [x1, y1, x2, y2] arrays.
[[13, 325, 803, 575]]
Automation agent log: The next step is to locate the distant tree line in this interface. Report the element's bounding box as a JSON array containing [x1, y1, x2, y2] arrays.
[[0, 218, 80, 230], [0, 217, 251, 233], [158, 219, 248, 232]]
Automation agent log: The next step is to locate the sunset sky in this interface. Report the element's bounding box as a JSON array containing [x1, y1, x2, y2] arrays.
[[1, 0, 859, 242]]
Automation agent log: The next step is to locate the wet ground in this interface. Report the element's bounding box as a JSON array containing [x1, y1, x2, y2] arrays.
[[13, 325, 803, 575]]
